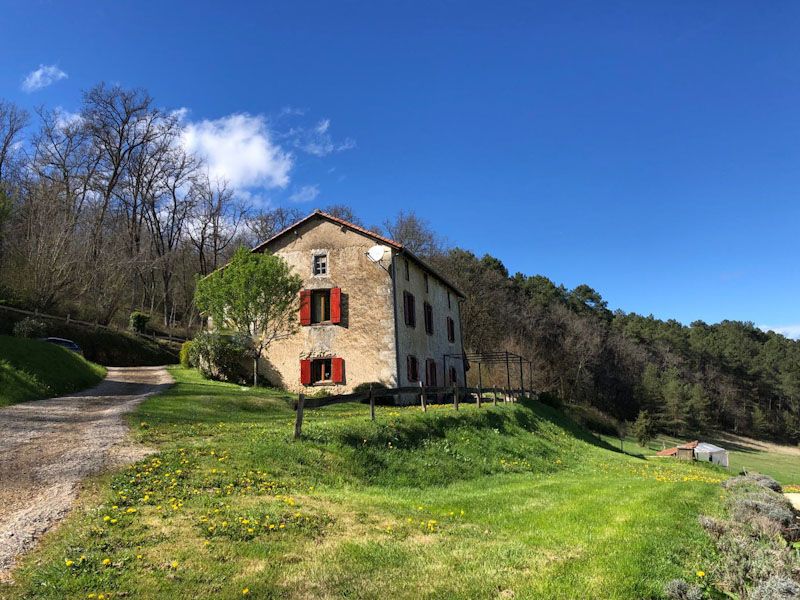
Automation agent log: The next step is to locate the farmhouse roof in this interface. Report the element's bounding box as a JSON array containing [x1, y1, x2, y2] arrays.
[[251, 209, 466, 298]]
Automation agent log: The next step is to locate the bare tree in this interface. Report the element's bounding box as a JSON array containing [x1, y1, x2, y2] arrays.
[[245, 206, 303, 245], [189, 176, 246, 275], [383, 210, 444, 257], [0, 100, 28, 184]]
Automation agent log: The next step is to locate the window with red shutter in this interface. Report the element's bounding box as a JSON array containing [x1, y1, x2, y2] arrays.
[[299, 290, 312, 325], [425, 359, 437, 387], [300, 359, 311, 385], [330, 287, 342, 324], [403, 291, 416, 327], [424, 302, 433, 335], [331, 357, 344, 383], [407, 355, 419, 382]]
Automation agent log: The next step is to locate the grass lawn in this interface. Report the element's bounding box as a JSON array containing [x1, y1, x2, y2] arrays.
[[0, 335, 106, 406], [5, 368, 727, 599], [602, 432, 800, 486]]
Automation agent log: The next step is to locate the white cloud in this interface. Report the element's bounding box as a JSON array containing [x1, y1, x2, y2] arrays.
[[54, 107, 83, 129], [182, 113, 293, 190], [287, 118, 356, 157], [289, 184, 320, 203], [22, 64, 68, 92], [758, 324, 800, 340]]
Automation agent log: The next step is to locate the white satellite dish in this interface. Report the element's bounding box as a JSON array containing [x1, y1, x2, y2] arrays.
[[366, 245, 388, 262]]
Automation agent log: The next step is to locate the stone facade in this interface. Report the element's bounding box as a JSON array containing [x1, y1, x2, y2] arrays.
[[254, 211, 465, 396]]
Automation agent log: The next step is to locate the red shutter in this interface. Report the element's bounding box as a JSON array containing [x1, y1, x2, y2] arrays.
[[332, 357, 344, 383], [300, 359, 311, 385], [330, 287, 341, 324], [299, 290, 311, 325]]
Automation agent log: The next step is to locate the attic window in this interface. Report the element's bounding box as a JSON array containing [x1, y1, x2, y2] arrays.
[[313, 253, 328, 276], [404, 259, 410, 281], [424, 273, 429, 293]]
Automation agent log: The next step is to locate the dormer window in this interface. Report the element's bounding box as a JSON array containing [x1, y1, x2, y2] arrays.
[[313, 253, 328, 276]]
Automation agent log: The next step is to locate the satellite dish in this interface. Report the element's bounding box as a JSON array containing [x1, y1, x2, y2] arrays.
[[367, 245, 388, 262]]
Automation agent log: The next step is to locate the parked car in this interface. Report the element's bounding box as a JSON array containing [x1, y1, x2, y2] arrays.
[[43, 337, 84, 356]]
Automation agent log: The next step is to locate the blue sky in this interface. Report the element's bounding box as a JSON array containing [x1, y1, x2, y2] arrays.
[[3, 1, 799, 335]]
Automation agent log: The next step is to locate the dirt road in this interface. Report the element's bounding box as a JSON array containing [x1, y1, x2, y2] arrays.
[[0, 366, 172, 581]]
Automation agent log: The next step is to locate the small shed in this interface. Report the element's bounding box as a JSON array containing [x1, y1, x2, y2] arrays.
[[694, 442, 729, 467], [676, 440, 699, 461]]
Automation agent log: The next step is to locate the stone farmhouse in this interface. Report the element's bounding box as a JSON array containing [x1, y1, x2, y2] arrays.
[[252, 210, 466, 394]]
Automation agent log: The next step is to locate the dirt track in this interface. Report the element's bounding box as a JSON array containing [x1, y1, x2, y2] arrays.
[[0, 366, 172, 581]]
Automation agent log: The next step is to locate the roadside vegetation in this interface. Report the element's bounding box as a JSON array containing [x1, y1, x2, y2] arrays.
[[0, 311, 177, 366], [6, 367, 730, 599], [0, 335, 106, 406]]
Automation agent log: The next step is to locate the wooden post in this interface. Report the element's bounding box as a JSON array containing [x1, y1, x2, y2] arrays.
[[505, 351, 511, 395], [419, 381, 427, 412], [477, 362, 483, 408], [294, 394, 305, 440], [453, 385, 459, 411], [369, 385, 375, 421], [519, 355, 524, 399]]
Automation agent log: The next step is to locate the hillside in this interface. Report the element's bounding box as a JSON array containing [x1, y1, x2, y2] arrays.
[[0, 336, 106, 406], [0, 309, 177, 366], [6, 367, 726, 599]]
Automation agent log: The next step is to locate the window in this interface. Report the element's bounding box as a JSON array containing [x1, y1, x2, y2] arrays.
[[312, 358, 332, 383], [404, 259, 410, 281], [424, 302, 434, 335], [311, 289, 330, 323], [403, 291, 416, 327], [424, 273, 429, 293], [449, 366, 458, 384], [301, 357, 344, 385], [300, 288, 342, 325], [447, 317, 455, 343], [425, 359, 437, 387], [407, 355, 419, 382], [313, 253, 328, 276], [447, 291, 451, 309]]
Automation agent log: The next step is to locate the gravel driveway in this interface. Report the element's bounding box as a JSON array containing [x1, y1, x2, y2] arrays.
[[0, 366, 173, 581]]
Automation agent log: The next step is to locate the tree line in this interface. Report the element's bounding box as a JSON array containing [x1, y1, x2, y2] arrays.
[[1, 83, 797, 442]]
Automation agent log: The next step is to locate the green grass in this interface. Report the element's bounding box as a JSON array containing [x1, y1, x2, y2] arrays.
[[602, 433, 800, 486], [5, 368, 728, 599], [0, 335, 106, 406]]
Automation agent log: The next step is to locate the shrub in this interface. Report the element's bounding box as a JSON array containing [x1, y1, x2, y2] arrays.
[[750, 576, 800, 600], [537, 391, 563, 409], [179, 340, 194, 368], [129, 311, 150, 334], [189, 331, 249, 383], [723, 473, 783, 493], [713, 528, 795, 598], [664, 579, 703, 600], [728, 490, 795, 531], [12, 317, 47, 338], [352, 381, 389, 394]]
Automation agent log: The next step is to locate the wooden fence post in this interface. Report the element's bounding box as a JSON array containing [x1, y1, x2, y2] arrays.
[[294, 394, 305, 440], [493, 388, 498, 406], [477, 362, 483, 408], [369, 385, 375, 421], [419, 381, 427, 412], [453, 385, 459, 411]]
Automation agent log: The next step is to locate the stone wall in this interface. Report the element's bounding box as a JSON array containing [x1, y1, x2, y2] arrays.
[[393, 253, 465, 390], [260, 217, 398, 393]]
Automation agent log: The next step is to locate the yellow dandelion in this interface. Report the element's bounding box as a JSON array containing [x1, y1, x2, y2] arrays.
[[171, 561, 179, 569], [65, 559, 74, 567], [102, 558, 111, 566], [696, 571, 705, 578]]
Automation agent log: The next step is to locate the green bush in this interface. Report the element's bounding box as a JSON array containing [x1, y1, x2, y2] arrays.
[[12, 317, 48, 338], [352, 381, 388, 393], [129, 311, 150, 334], [189, 332, 249, 383], [179, 340, 194, 368]]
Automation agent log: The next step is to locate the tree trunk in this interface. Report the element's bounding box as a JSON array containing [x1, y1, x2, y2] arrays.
[[253, 357, 258, 387]]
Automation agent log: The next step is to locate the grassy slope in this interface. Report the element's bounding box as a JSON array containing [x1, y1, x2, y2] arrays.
[[0, 335, 106, 406], [603, 433, 800, 485], [0, 310, 177, 366], [6, 368, 726, 599]]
